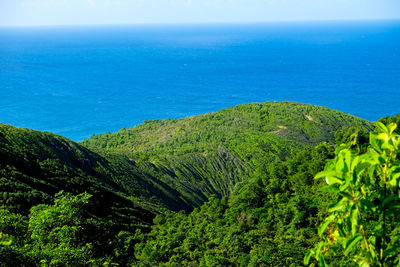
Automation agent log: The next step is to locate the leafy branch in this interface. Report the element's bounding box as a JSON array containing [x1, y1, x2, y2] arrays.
[[305, 122, 400, 266]]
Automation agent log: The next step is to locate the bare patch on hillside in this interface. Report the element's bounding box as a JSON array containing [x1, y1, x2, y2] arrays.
[[306, 115, 322, 125]]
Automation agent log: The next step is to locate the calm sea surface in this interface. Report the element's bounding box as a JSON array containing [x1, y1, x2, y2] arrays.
[[0, 21, 399, 141]]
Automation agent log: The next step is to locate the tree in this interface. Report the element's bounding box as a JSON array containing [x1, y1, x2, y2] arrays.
[[305, 122, 400, 266], [28, 191, 96, 266]]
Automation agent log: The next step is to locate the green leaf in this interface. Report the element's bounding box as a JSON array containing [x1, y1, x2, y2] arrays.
[[319, 215, 335, 237], [344, 235, 363, 256], [389, 170, 400, 187], [354, 160, 368, 178], [328, 201, 346, 213], [368, 164, 377, 182], [383, 196, 399, 206], [339, 178, 350, 191], [350, 206, 358, 236], [339, 191, 354, 201], [350, 155, 360, 173], [368, 147, 381, 159], [336, 156, 346, 173], [335, 143, 347, 154], [387, 123, 397, 135], [327, 176, 344, 185], [345, 150, 352, 173], [390, 171, 400, 181], [376, 122, 388, 134], [304, 251, 312, 265], [388, 177, 398, 187], [315, 170, 337, 180], [319, 253, 329, 267]]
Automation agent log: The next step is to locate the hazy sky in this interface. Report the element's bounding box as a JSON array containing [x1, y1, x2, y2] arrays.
[[1, 0, 400, 26]]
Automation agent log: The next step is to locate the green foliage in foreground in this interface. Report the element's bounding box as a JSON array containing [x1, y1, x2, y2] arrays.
[[306, 122, 400, 266]]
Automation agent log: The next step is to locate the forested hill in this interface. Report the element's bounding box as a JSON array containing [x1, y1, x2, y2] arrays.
[[0, 124, 158, 224], [1, 101, 373, 218], [83, 101, 372, 162], [0, 101, 375, 265], [83, 101, 373, 203]]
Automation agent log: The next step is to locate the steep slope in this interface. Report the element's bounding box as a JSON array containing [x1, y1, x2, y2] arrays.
[[0, 101, 376, 265], [134, 144, 338, 266], [83, 101, 373, 202], [0, 124, 190, 227], [1, 101, 373, 224]]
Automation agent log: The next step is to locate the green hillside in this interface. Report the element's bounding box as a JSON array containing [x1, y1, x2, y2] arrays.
[[84, 101, 372, 162], [0, 101, 376, 265], [82, 101, 373, 206], [0, 124, 158, 224]]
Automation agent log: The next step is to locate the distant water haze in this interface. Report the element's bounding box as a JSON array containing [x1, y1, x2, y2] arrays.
[[0, 21, 399, 141]]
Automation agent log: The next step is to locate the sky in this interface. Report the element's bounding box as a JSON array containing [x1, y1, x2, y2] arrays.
[[1, 0, 400, 26]]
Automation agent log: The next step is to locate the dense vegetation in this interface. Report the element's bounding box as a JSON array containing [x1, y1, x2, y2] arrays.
[[134, 144, 336, 266], [84, 101, 372, 208], [307, 122, 400, 266], [1, 101, 386, 266], [83, 101, 371, 162]]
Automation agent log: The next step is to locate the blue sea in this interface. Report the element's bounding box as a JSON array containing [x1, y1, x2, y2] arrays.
[[0, 21, 399, 141]]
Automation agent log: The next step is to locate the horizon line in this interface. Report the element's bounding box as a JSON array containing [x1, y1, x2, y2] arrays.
[[1, 18, 400, 29]]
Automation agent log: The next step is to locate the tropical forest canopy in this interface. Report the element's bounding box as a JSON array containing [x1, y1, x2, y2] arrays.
[[1, 101, 398, 266]]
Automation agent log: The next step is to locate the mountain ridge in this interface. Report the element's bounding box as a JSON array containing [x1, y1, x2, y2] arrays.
[[0, 101, 377, 265], [1, 101, 373, 220]]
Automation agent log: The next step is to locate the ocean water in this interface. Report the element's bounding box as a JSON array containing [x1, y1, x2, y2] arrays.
[[0, 21, 399, 141]]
